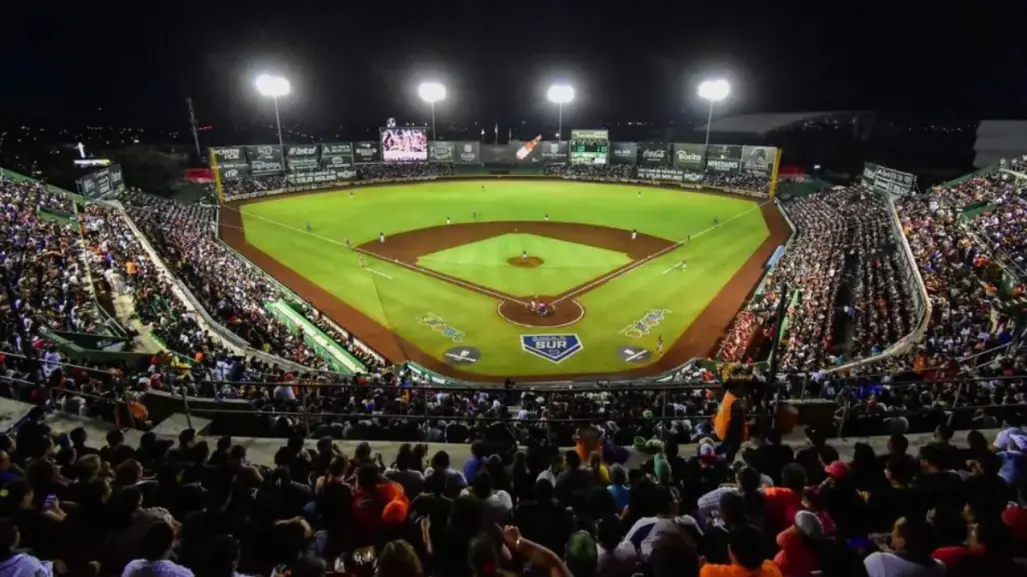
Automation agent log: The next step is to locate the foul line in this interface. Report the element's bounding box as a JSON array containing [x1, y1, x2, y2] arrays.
[[662, 263, 683, 275], [235, 208, 529, 306], [365, 267, 393, 280], [551, 200, 770, 305]]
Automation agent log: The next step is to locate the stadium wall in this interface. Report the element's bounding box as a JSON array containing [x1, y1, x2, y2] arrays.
[[825, 191, 931, 374]]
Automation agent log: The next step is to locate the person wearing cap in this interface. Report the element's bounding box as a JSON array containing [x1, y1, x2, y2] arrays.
[[773, 511, 824, 577], [351, 464, 409, 548]]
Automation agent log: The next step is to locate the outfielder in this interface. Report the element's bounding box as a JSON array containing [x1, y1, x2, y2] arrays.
[[446, 216, 451, 225], [379, 232, 385, 243], [631, 229, 637, 240], [306, 221, 312, 232], [359, 255, 366, 268], [544, 214, 550, 222]]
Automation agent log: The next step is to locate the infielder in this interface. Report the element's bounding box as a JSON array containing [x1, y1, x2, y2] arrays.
[[306, 221, 312, 232], [544, 214, 550, 222], [359, 255, 366, 268], [631, 229, 637, 240], [522, 250, 529, 262], [679, 259, 689, 272], [446, 216, 451, 225], [379, 232, 385, 243]]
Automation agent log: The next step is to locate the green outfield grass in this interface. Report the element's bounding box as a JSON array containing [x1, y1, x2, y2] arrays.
[[240, 180, 769, 378], [417, 233, 632, 297]]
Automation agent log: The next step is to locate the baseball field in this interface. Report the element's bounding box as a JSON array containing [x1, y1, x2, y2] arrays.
[[218, 180, 790, 381]]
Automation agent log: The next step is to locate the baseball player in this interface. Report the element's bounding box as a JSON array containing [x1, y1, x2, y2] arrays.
[[522, 250, 528, 262], [349, 190, 354, 198], [446, 216, 451, 225], [472, 211, 477, 220], [359, 255, 366, 268], [637, 190, 642, 198], [544, 214, 550, 222], [306, 221, 312, 232], [379, 232, 385, 243], [714, 216, 720, 226], [679, 259, 689, 272], [631, 229, 637, 241], [656, 335, 665, 355]]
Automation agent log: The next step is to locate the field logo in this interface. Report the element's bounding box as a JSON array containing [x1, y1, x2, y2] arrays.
[[620, 309, 671, 339], [521, 334, 583, 364], [417, 313, 465, 343]]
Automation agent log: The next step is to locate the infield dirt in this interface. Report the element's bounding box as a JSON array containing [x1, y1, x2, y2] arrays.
[[219, 185, 790, 382]]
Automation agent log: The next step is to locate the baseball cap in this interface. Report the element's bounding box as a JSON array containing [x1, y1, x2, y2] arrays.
[[699, 444, 717, 461], [794, 510, 824, 539], [824, 460, 849, 479]]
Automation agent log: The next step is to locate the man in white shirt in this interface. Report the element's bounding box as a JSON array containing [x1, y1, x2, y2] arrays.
[[122, 521, 194, 577], [0, 519, 54, 577]]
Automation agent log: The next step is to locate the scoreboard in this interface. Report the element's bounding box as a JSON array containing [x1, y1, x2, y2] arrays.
[[569, 129, 609, 165]]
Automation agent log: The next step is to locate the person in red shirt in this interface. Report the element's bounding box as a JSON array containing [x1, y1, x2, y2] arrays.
[[351, 464, 409, 548], [763, 464, 806, 533], [774, 511, 823, 577]]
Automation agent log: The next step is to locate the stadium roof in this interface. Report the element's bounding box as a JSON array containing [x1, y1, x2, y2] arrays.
[[698, 111, 866, 135]]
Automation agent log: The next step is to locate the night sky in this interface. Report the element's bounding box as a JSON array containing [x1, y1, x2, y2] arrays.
[[3, 1, 1024, 130]]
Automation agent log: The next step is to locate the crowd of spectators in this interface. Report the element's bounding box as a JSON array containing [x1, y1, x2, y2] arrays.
[[219, 175, 289, 200], [358, 163, 456, 181], [967, 180, 1027, 275], [118, 191, 385, 377], [702, 172, 772, 194], [7, 399, 1027, 577]]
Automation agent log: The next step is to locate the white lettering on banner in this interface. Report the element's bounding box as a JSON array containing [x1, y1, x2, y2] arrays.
[[257, 145, 274, 159], [643, 149, 666, 160], [218, 148, 241, 161], [290, 146, 318, 156]]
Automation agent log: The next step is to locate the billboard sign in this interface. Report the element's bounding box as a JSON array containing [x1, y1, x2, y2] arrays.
[[352, 141, 381, 164], [638, 142, 671, 166], [76, 168, 114, 199], [286, 144, 321, 172], [219, 165, 251, 181], [741, 146, 776, 175], [107, 164, 125, 192], [380, 127, 428, 162], [863, 162, 916, 197], [455, 141, 481, 165], [286, 169, 357, 186], [245, 145, 284, 175], [610, 142, 638, 165], [637, 167, 684, 182], [429, 141, 456, 162], [706, 144, 742, 173], [672, 143, 705, 171], [321, 142, 354, 169], [211, 147, 248, 169], [539, 141, 568, 164]]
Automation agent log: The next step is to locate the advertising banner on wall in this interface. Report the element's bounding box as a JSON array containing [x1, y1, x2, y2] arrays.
[[107, 164, 125, 192], [286, 169, 358, 186], [211, 147, 248, 169], [454, 141, 481, 164], [741, 146, 776, 175], [672, 143, 705, 171], [705, 144, 742, 173], [610, 142, 638, 165], [638, 167, 684, 182], [482, 143, 540, 165], [352, 141, 381, 164], [76, 168, 114, 199], [538, 141, 568, 164], [428, 141, 456, 162], [638, 142, 671, 166], [285, 144, 321, 172], [218, 165, 251, 181], [245, 145, 285, 175], [862, 162, 916, 197], [320, 143, 354, 169]]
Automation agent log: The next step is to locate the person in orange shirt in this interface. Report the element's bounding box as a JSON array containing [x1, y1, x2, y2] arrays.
[[700, 525, 782, 577], [351, 464, 409, 548]]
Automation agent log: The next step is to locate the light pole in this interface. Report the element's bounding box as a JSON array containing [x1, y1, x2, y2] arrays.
[[255, 74, 291, 174], [546, 84, 574, 141], [698, 79, 730, 170], [417, 82, 447, 140]]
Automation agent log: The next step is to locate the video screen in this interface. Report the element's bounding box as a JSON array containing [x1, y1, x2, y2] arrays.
[[381, 128, 428, 162]]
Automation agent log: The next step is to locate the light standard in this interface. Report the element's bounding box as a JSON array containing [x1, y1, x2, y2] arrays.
[[255, 74, 291, 173], [546, 84, 574, 141], [698, 79, 730, 170], [417, 82, 447, 140]]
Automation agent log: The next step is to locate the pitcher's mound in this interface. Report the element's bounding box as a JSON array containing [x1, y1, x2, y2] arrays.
[[507, 256, 544, 268]]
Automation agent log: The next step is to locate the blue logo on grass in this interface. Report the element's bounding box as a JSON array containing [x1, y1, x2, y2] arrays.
[[521, 334, 583, 364]]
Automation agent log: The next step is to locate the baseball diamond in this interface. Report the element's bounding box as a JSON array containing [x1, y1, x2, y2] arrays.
[[218, 179, 790, 380]]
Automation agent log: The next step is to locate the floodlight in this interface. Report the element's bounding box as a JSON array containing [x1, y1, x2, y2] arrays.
[[547, 84, 575, 105], [698, 79, 730, 102], [255, 74, 291, 98], [418, 82, 447, 104]]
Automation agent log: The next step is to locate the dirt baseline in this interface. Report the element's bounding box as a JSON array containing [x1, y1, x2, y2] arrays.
[[498, 297, 585, 328], [217, 183, 791, 382]]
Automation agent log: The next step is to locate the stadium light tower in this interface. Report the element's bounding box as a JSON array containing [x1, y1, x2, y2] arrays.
[[547, 84, 574, 140], [418, 82, 447, 141], [255, 74, 291, 173], [698, 79, 730, 170]]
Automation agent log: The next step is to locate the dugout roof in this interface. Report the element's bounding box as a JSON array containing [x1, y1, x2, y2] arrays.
[[698, 111, 864, 135]]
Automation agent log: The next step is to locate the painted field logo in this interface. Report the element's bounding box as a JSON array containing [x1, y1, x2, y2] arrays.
[[521, 334, 583, 364], [620, 309, 671, 339], [416, 313, 465, 343]]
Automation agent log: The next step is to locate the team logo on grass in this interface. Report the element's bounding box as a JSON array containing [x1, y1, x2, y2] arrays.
[[417, 313, 465, 343], [616, 345, 652, 363], [521, 334, 583, 364], [444, 346, 481, 365], [620, 309, 672, 340]]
